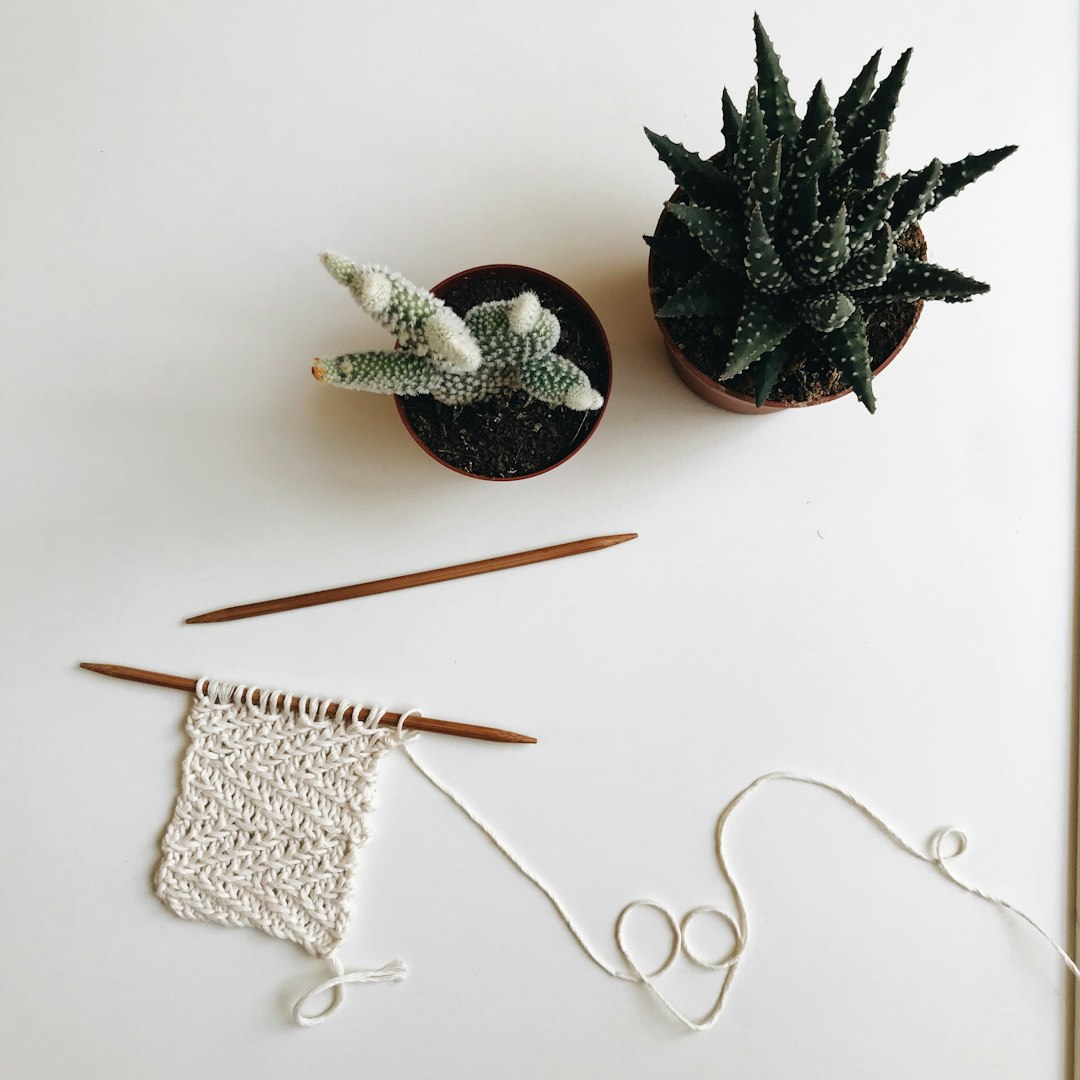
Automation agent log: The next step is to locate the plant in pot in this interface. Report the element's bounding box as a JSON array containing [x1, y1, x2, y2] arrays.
[[645, 15, 1016, 413], [312, 256, 610, 479]]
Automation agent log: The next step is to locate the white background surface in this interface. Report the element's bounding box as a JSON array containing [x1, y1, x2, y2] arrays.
[[2, 1, 1077, 1076]]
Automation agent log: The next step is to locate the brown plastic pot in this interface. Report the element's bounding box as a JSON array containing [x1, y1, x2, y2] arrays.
[[648, 203, 923, 414], [395, 264, 611, 480]]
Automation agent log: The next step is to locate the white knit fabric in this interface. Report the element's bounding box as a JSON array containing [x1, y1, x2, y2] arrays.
[[156, 680, 398, 959]]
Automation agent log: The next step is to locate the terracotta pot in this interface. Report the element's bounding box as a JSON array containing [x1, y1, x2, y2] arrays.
[[395, 264, 611, 480], [647, 204, 923, 414]]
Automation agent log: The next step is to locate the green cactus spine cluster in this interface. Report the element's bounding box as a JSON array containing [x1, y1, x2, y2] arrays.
[[313, 255, 603, 411], [645, 15, 1016, 411]]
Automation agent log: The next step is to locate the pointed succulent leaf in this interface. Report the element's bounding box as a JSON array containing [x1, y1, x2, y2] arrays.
[[665, 201, 741, 266], [721, 88, 743, 159], [797, 293, 857, 332], [809, 314, 876, 412], [745, 205, 797, 294], [656, 266, 741, 318], [927, 145, 1018, 210], [866, 256, 990, 302], [888, 158, 943, 232], [847, 174, 902, 249], [795, 84, 841, 175], [736, 88, 769, 189], [724, 292, 798, 377], [834, 50, 881, 131], [645, 128, 731, 208], [644, 231, 708, 270], [790, 118, 840, 183], [801, 80, 833, 136], [837, 224, 896, 289], [843, 48, 912, 150], [789, 205, 850, 282], [312, 350, 439, 397], [779, 172, 820, 250], [748, 139, 783, 223], [845, 130, 889, 190], [752, 14, 799, 140], [752, 342, 791, 406]]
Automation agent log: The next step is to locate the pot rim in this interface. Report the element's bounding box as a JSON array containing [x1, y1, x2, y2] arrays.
[[395, 263, 612, 481]]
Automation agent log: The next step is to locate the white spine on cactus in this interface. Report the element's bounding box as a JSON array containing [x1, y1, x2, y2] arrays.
[[507, 291, 542, 335], [320, 251, 357, 285], [565, 384, 604, 411], [465, 300, 559, 364], [320, 254, 479, 373], [423, 307, 482, 374], [357, 269, 393, 314], [520, 353, 602, 410]]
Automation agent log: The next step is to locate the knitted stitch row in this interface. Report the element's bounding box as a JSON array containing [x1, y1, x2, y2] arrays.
[[156, 680, 397, 959]]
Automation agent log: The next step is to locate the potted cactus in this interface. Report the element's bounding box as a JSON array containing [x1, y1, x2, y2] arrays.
[[645, 15, 1016, 413], [312, 256, 609, 479]]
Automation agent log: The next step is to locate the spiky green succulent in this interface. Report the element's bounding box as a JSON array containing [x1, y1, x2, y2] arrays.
[[313, 255, 603, 411], [645, 15, 1016, 411]]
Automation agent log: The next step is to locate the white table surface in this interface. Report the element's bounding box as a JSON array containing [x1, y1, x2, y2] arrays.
[[2, 1, 1077, 1076]]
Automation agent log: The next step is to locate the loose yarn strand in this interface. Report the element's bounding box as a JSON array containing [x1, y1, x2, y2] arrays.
[[397, 738, 630, 981], [717, 773, 1080, 982], [400, 747, 1080, 1031], [293, 953, 408, 1028]]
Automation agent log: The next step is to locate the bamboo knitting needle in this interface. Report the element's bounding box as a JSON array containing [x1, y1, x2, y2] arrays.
[[80, 663, 537, 744], [185, 532, 637, 625]]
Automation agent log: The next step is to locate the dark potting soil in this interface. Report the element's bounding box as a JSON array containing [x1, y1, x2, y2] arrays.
[[651, 220, 926, 406], [399, 270, 609, 479]]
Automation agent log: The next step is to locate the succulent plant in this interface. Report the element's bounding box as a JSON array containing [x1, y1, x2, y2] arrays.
[[312, 255, 604, 411], [645, 15, 1016, 411]]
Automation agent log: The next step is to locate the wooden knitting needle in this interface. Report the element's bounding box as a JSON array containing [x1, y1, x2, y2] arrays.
[[80, 663, 536, 744], [185, 532, 637, 625]]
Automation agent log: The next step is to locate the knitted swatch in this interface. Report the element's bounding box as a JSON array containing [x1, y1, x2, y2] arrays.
[[156, 679, 406, 1022]]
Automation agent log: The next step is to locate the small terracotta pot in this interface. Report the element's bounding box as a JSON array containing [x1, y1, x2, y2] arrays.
[[395, 264, 611, 480], [648, 204, 923, 414]]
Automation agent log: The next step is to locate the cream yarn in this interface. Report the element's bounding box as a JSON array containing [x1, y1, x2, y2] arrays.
[[152, 679, 1079, 1032], [155, 679, 410, 1025]]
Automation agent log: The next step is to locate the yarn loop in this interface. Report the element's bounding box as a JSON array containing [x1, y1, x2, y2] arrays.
[[293, 953, 408, 1028]]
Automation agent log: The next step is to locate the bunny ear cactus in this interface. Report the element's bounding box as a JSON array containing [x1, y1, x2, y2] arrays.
[[313, 256, 603, 411], [645, 14, 1016, 411]]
